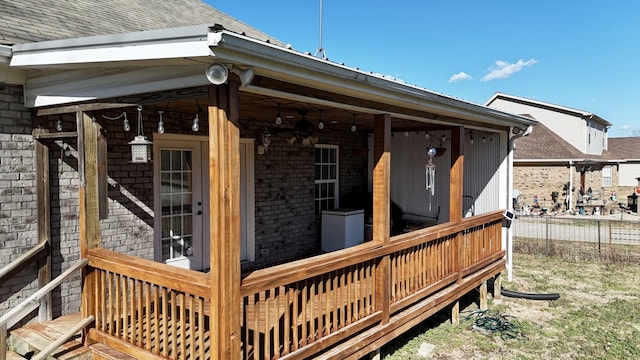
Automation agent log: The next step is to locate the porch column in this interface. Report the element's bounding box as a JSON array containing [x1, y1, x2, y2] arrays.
[[450, 126, 464, 285], [373, 113, 391, 324], [208, 79, 241, 359], [77, 111, 101, 336], [449, 126, 464, 223], [34, 127, 52, 322]]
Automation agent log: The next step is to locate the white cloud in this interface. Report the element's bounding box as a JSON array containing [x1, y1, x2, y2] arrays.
[[448, 72, 473, 83], [617, 124, 640, 137], [481, 58, 538, 82]]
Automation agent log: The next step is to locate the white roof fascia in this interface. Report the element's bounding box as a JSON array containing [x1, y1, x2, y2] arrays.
[[209, 31, 536, 129], [515, 159, 586, 163], [0, 45, 27, 84], [486, 92, 612, 127], [11, 25, 213, 67]]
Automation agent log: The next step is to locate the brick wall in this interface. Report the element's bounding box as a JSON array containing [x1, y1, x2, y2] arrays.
[[0, 83, 40, 317], [514, 163, 621, 213], [243, 120, 367, 270]]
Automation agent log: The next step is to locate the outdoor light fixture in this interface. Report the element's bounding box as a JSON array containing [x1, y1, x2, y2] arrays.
[[257, 128, 272, 155], [192, 99, 203, 132], [318, 109, 324, 129], [275, 103, 282, 125], [470, 131, 474, 144], [350, 114, 357, 133], [192, 114, 200, 132], [123, 113, 130, 132], [102, 111, 130, 131], [205, 63, 255, 86], [129, 106, 152, 163], [157, 110, 165, 134], [205, 63, 229, 85], [55, 118, 63, 132]]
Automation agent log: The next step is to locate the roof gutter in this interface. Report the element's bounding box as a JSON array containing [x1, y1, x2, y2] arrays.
[[207, 30, 536, 129], [7, 25, 535, 129]]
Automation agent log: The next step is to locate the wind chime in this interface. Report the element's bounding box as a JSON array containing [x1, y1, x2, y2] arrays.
[[425, 146, 436, 210]]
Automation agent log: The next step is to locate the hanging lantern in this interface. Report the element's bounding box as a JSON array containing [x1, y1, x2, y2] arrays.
[[129, 106, 152, 163], [129, 135, 153, 163]]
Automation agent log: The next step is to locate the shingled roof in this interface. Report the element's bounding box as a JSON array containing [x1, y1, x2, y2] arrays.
[[0, 0, 282, 46], [513, 123, 584, 160], [608, 137, 640, 160]]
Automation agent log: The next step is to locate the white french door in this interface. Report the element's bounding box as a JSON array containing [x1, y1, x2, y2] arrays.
[[154, 135, 254, 271]]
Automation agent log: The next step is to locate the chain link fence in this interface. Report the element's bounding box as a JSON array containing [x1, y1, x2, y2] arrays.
[[512, 215, 640, 263]]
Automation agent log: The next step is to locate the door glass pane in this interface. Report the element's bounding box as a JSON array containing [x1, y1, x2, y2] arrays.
[[160, 149, 194, 261]]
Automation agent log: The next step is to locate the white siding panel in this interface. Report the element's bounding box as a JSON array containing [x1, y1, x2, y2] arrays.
[[488, 98, 585, 152], [619, 163, 640, 186], [369, 130, 509, 224]]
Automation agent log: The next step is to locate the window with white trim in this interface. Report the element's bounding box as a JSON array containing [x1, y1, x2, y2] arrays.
[[314, 145, 339, 216], [602, 165, 612, 187]]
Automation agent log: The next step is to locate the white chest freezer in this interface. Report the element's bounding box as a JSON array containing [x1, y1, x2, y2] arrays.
[[321, 208, 364, 252]]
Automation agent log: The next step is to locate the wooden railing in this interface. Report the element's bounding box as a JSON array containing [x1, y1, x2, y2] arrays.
[[239, 210, 505, 359], [0, 259, 88, 360], [86, 249, 211, 360]]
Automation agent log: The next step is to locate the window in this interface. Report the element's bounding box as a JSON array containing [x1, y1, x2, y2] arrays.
[[314, 145, 339, 215], [602, 166, 612, 187]]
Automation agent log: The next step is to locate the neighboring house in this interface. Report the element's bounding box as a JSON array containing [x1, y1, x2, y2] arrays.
[[1, 2, 536, 359], [485, 92, 634, 214]]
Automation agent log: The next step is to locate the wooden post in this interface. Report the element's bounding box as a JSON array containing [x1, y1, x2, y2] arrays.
[[451, 300, 460, 325], [450, 127, 464, 283], [77, 111, 101, 343], [493, 274, 502, 299], [208, 79, 241, 360], [479, 280, 488, 310], [34, 128, 52, 322], [373, 114, 391, 325]]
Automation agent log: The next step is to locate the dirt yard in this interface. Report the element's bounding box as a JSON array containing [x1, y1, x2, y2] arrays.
[[381, 253, 640, 359]]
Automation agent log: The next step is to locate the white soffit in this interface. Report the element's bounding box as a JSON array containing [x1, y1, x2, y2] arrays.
[[26, 66, 209, 107]]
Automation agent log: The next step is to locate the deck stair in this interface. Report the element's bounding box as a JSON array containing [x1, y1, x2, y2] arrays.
[[7, 314, 90, 360], [7, 314, 139, 360]]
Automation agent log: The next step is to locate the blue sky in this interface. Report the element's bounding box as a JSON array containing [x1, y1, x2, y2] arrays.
[[208, 1, 639, 137]]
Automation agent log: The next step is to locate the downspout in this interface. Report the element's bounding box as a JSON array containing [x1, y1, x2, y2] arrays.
[[506, 133, 514, 281], [506, 124, 533, 281]]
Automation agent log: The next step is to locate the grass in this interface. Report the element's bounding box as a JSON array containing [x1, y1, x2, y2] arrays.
[[380, 253, 640, 359]]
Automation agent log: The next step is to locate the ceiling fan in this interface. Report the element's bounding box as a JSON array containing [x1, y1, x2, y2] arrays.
[[277, 110, 319, 145]]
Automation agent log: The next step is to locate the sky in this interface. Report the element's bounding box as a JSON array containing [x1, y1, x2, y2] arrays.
[[207, 1, 639, 137]]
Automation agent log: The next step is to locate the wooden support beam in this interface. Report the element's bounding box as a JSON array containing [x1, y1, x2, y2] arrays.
[[493, 274, 502, 299], [36, 103, 137, 116], [451, 300, 460, 325], [450, 127, 464, 283], [373, 113, 391, 325], [449, 126, 464, 223], [34, 128, 52, 322], [77, 111, 101, 344], [479, 280, 488, 310], [208, 80, 241, 360]]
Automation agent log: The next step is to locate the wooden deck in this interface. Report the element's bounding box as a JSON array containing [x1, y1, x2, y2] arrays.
[[70, 211, 505, 359]]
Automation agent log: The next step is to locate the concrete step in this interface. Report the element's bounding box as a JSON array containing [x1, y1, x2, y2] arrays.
[[9, 314, 90, 360]]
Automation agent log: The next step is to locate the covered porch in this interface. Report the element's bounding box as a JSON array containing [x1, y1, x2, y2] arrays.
[[3, 25, 534, 359]]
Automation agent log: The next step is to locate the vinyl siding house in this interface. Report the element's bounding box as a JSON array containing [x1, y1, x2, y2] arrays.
[[1, 2, 536, 359], [485, 93, 635, 214]]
